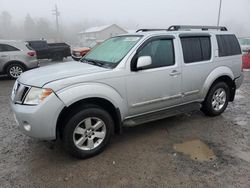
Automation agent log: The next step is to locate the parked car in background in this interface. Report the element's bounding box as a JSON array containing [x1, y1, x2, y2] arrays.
[[27, 40, 71, 61], [0, 40, 39, 79], [11, 25, 243, 159], [71, 41, 101, 61], [242, 49, 250, 69], [239, 37, 250, 53], [71, 47, 91, 61]]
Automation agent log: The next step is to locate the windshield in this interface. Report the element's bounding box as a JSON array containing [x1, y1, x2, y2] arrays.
[[82, 36, 142, 68], [239, 38, 250, 45]]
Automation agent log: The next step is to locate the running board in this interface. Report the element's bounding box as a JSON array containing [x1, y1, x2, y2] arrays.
[[123, 102, 201, 127]]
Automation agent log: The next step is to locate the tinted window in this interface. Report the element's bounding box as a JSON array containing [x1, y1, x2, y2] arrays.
[[137, 39, 175, 69], [216, 35, 241, 57], [181, 36, 211, 63], [28, 41, 48, 49], [0, 44, 19, 52]]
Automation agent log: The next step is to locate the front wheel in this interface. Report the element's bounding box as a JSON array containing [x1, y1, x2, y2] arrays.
[[63, 105, 114, 159], [201, 82, 230, 116]]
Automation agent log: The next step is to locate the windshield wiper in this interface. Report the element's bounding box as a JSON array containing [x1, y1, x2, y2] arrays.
[[81, 58, 114, 69], [81, 58, 105, 67]]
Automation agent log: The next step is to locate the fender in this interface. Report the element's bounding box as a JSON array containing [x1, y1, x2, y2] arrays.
[[56, 82, 127, 119], [201, 66, 234, 98], [3, 60, 27, 72]]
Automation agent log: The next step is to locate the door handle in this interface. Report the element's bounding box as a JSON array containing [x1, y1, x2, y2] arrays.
[[170, 70, 181, 76], [0, 55, 7, 57]]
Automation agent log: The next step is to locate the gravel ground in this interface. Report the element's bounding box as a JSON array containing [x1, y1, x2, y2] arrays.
[[0, 63, 250, 188]]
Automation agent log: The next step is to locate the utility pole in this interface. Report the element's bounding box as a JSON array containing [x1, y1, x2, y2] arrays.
[[52, 4, 60, 41], [217, 0, 223, 26]]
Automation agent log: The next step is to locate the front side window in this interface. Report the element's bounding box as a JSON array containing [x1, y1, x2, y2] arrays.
[[0, 44, 4, 52], [82, 36, 142, 68], [136, 39, 175, 69], [181, 36, 211, 63]]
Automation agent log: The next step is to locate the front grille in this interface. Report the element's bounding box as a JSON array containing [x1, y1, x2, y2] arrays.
[[12, 82, 30, 104]]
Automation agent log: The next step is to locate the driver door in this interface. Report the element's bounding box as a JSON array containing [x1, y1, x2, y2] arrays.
[[126, 36, 182, 116]]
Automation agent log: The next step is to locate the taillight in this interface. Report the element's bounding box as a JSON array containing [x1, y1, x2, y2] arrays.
[[27, 51, 36, 57]]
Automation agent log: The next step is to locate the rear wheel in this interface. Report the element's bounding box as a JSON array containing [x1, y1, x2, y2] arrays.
[[63, 105, 114, 159], [6, 63, 25, 79], [201, 82, 230, 116]]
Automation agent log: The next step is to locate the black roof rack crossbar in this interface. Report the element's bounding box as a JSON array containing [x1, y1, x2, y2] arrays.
[[136, 25, 228, 33], [167, 25, 228, 31]]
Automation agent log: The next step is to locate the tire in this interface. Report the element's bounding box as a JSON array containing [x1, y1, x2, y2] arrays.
[[52, 53, 63, 61], [6, 63, 25, 79], [63, 105, 114, 159], [201, 82, 230, 117]]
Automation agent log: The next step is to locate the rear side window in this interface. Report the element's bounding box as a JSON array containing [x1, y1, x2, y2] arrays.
[[216, 35, 241, 57], [0, 44, 20, 52], [181, 36, 211, 63]]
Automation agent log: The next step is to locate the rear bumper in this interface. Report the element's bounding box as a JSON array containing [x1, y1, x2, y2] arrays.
[[235, 73, 244, 89], [26, 59, 40, 70]]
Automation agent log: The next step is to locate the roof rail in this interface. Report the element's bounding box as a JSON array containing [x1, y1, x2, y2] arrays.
[[167, 25, 228, 31], [136, 25, 228, 33], [136, 29, 169, 33]]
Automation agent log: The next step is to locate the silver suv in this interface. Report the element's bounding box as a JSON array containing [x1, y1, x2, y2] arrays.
[[11, 25, 243, 158], [0, 40, 39, 79]]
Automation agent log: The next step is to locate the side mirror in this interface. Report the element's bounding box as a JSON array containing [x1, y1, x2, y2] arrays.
[[136, 56, 152, 70]]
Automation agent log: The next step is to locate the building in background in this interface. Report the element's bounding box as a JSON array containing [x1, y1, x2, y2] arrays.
[[78, 24, 127, 47]]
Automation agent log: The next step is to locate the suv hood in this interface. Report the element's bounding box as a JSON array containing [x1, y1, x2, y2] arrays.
[[18, 61, 109, 87]]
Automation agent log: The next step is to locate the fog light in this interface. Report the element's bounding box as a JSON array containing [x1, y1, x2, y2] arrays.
[[23, 121, 31, 131]]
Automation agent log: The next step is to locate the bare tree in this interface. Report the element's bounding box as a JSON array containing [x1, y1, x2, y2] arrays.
[[35, 18, 55, 41], [24, 14, 36, 40], [0, 11, 12, 39]]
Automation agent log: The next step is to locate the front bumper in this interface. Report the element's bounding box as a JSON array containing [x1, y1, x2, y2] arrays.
[[71, 55, 82, 61], [10, 93, 65, 140]]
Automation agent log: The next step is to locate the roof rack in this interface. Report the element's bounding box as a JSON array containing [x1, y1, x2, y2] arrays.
[[136, 25, 228, 33], [168, 25, 228, 31]]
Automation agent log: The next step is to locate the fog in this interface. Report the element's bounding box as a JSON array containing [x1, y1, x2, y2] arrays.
[[0, 0, 249, 44]]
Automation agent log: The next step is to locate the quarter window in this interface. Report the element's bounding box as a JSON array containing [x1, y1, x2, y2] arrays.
[[0, 44, 20, 52], [181, 36, 211, 63], [216, 35, 241, 57], [137, 39, 175, 69]]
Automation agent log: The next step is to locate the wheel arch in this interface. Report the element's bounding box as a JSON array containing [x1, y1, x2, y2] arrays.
[[56, 97, 123, 140], [3, 60, 27, 73], [202, 67, 236, 102]]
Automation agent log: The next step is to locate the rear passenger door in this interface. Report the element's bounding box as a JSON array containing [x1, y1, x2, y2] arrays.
[[0, 44, 11, 71], [180, 34, 213, 103]]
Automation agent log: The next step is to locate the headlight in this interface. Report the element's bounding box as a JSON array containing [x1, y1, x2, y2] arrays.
[[24, 87, 53, 105]]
